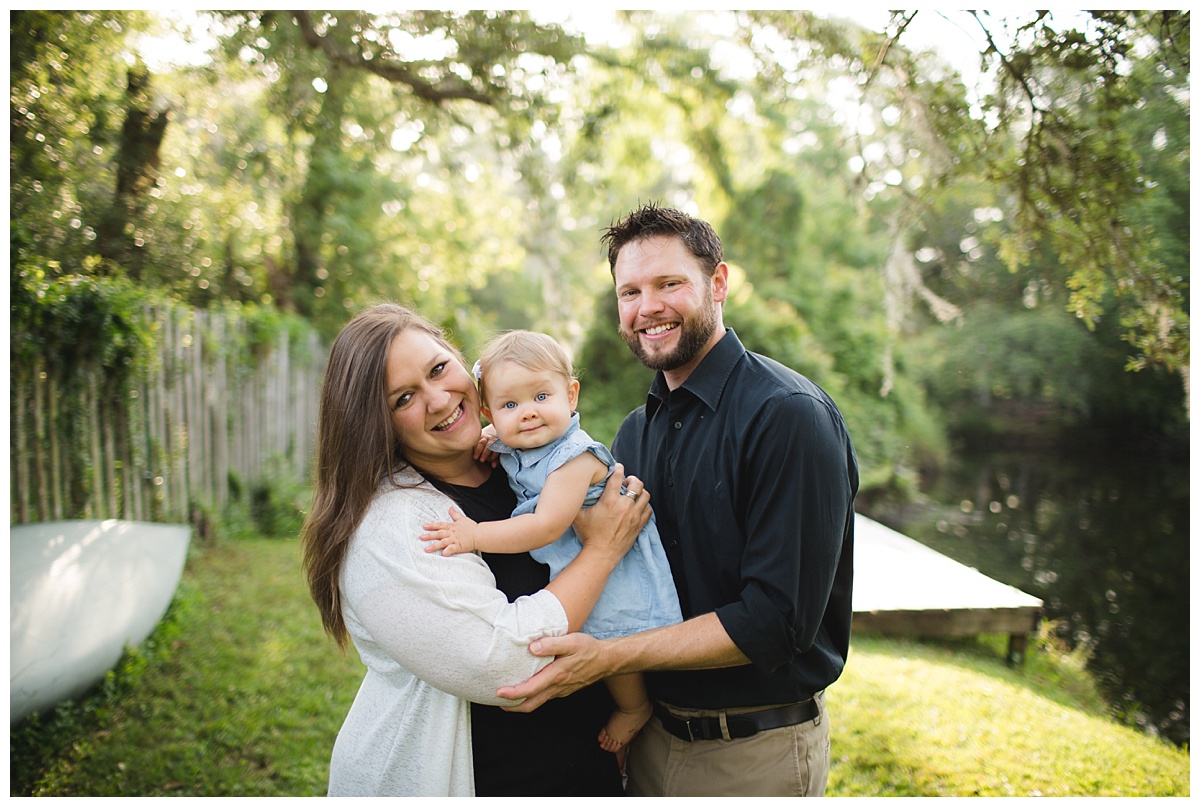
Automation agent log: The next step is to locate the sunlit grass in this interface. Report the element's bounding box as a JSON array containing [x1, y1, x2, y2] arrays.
[[829, 634, 1189, 796], [12, 538, 1189, 796]]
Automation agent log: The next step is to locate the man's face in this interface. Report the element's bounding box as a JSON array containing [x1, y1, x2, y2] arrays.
[[614, 235, 726, 376]]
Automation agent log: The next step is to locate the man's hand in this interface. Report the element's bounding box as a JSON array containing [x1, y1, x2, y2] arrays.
[[496, 633, 610, 711]]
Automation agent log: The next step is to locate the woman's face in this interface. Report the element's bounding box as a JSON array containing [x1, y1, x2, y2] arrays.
[[384, 328, 482, 473]]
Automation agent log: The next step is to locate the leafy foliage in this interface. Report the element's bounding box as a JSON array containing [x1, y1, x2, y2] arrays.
[[743, 10, 1189, 377], [982, 11, 1190, 373], [10, 11, 151, 276], [574, 289, 655, 448], [10, 261, 156, 390], [193, 10, 587, 332], [907, 303, 1097, 435], [9, 9, 1188, 499]]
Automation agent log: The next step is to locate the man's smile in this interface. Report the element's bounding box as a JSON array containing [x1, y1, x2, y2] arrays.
[[641, 322, 679, 338]]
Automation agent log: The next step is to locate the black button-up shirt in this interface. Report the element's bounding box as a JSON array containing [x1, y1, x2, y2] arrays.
[[612, 329, 858, 709]]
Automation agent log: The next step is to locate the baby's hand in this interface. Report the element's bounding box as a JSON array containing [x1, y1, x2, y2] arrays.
[[420, 507, 479, 556]]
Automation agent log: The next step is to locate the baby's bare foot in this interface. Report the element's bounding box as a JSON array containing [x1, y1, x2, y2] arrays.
[[598, 700, 652, 753]]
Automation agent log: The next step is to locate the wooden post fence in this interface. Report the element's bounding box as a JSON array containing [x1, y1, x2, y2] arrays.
[[9, 306, 327, 529]]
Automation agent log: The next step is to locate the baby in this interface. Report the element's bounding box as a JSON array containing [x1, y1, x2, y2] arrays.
[[420, 329, 682, 759]]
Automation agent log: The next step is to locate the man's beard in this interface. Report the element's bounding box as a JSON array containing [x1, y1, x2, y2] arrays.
[[620, 298, 718, 372]]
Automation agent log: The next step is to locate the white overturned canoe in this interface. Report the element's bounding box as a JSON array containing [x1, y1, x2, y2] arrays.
[[10, 519, 191, 723]]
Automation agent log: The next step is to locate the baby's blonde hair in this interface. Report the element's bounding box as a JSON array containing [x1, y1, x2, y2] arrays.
[[477, 330, 575, 409]]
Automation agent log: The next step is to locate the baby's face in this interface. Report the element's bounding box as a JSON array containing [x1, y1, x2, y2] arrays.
[[483, 360, 579, 451]]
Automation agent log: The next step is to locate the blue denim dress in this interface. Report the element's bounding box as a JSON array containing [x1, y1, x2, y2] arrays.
[[490, 414, 682, 639]]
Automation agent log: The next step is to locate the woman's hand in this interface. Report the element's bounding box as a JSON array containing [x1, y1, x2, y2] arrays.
[[573, 463, 650, 566], [472, 423, 500, 466]]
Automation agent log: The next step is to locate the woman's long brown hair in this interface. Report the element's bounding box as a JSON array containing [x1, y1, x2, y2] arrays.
[[300, 304, 462, 649]]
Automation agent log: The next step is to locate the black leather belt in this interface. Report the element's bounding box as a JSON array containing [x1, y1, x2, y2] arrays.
[[652, 699, 819, 742]]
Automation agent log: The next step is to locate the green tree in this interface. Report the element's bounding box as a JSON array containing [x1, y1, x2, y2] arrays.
[[203, 10, 586, 328], [10, 11, 152, 276], [979, 11, 1189, 379], [741, 10, 1190, 398]]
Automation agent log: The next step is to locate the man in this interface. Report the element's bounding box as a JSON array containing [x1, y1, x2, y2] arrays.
[[498, 203, 858, 796]]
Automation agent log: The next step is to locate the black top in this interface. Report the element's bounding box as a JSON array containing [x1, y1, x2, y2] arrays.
[[428, 469, 621, 797], [612, 328, 858, 709]]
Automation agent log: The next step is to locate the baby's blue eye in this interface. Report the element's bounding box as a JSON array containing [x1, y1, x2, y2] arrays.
[[503, 401, 517, 410], [535, 393, 548, 402]]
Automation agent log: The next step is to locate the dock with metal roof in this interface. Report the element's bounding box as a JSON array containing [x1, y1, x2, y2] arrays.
[[852, 514, 1043, 664]]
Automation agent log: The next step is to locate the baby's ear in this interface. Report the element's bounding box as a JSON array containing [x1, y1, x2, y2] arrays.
[[481, 405, 492, 423], [568, 378, 580, 411]]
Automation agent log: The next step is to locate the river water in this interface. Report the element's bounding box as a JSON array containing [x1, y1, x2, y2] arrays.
[[861, 445, 1189, 747]]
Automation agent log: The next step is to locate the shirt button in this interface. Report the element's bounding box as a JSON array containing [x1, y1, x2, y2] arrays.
[[674, 421, 682, 429]]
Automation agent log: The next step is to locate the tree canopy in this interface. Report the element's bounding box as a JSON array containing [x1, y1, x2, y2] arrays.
[[742, 10, 1189, 375], [10, 9, 1190, 493]]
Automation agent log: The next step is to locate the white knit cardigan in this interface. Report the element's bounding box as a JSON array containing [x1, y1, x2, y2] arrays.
[[327, 467, 568, 796]]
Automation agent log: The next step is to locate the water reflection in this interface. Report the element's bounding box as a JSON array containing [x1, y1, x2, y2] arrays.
[[863, 447, 1189, 747]]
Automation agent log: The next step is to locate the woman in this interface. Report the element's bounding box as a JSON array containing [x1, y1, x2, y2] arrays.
[[300, 303, 647, 796]]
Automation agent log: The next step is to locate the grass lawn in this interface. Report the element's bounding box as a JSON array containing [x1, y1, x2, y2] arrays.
[[12, 536, 363, 796], [829, 634, 1189, 795], [11, 536, 1190, 796]]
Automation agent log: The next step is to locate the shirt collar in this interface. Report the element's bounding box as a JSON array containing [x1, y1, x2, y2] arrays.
[[644, 328, 744, 418], [489, 412, 580, 461]]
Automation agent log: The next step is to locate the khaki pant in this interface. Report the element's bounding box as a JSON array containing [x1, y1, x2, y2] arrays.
[[626, 696, 830, 797]]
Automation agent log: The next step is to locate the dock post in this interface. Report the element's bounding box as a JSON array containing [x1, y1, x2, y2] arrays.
[[1006, 633, 1028, 666]]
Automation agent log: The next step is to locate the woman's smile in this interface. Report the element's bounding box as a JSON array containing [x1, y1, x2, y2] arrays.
[[432, 402, 466, 432]]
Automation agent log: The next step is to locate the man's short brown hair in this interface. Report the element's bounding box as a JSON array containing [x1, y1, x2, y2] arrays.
[[600, 202, 723, 278]]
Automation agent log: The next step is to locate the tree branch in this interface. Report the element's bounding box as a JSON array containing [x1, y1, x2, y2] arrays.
[[290, 10, 496, 106], [969, 10, 1049, 118], [864, 11, 917, 90]]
